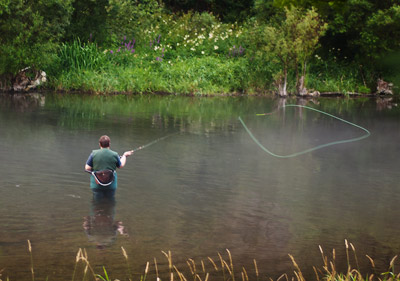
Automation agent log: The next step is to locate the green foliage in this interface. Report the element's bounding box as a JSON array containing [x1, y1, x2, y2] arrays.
[[58, 39, 107, 71], [162, 0, 254, 23], [50, 52, 250, 95], [252, 6, 327, 95], [64, 0, 108, 44], [0, 0, 73, 75], [105, 0, 164, 46], [96, 266, 111, 281]]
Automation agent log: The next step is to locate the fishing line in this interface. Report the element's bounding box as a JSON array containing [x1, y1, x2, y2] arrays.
[[132, 132, 179, 152], [238, 104, 371, 158]]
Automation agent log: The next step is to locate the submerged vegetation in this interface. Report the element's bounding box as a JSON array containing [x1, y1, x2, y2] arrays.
[[2, 240, 399, 281], [1, 0, 399, 95]]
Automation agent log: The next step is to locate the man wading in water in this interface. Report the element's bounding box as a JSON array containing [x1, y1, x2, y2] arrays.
[[85, 135, 134, 199]]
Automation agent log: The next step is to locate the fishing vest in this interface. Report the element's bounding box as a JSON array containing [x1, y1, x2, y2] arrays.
[[91, 148, 120, 171]]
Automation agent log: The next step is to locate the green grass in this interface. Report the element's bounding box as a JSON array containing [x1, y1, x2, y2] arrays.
[[50, 55, 251, 95]]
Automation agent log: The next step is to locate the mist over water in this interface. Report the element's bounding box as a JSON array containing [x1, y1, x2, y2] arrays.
[[0, 93, 399, 280]]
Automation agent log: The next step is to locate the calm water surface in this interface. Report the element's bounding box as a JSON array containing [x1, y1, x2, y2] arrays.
[[0, 93, 399, 280]]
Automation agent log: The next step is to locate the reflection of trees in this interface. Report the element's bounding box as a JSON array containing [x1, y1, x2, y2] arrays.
[[0, 93, 45, 112], [376, 97, 397, 111], [83, 197, 127, 249]]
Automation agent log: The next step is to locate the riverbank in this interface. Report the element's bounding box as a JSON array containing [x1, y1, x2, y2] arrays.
[[4, 38, 393, 97]]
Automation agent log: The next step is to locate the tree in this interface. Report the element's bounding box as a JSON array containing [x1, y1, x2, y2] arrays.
[[64, 0, 109, 43], [260, 6, 327, 96], [0, 0, 73, 77]]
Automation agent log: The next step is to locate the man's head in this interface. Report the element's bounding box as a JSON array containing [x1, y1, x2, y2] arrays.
[[99, 135, 111, 148]]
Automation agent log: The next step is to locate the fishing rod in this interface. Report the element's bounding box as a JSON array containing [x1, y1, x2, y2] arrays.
[[238, 104, 371, 158], [131, 132, 179, 153]]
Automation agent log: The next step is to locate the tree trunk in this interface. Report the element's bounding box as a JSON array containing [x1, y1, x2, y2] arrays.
[[297, 62, 307, 96], [278, 68, 288, 97]]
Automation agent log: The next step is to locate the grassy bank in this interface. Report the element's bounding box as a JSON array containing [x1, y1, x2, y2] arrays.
[[42, 19, 373, 96], [4, 240, 399, 281]]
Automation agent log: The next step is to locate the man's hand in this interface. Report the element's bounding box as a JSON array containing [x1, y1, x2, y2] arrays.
[[123, 150, 134, 157]]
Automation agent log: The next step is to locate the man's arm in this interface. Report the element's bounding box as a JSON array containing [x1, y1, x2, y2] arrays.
[[119, 150, 134, 168], [85, 153, 93, 171]]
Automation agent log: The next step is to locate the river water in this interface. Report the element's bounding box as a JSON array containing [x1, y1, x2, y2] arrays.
[[0, 93, 399, 280]]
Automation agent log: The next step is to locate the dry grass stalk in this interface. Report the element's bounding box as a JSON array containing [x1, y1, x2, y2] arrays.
[[121, 246, 132, 278], [27, 240, 34, 281], [254, 259, 259, 279], [189, 258, 196, 273], [162, 251, 173, 273], [319, 245, 328, 268], [218, 253, 226, 281], [365, 255, 375, 268], [345, 239, 351, 272], [288, 254, 305, 281], [208, 257, 219, 271], [293, 270, 301, 281], [81, 248, 97, 280], [276, 273, 288, 281], [222, 260, 233, 277], [390, 255, 398, 270], [312, 266, 320, 281], [349, 243, 360, 271], [201, 260, 206, 274], [173, 265, 184, 281], [196, 273, 202, 281], [141, 261, 149, 281], [72, 248, 84, 281], [154, 257, 159, 279], [242, 266, 249, 281], [187, 260, 194, 275], [226, 249, 235, 281], [241, 271, 245, 281]]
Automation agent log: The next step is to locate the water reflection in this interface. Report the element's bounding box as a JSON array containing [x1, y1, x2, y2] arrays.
[[0, 92, 45, 112], [83, 196, 127, 249]]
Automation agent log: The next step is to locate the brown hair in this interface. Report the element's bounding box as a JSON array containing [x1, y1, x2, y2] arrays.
[[99, 135, 110, 148]]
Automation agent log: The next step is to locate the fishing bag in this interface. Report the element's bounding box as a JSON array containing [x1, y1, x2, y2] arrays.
[[92, 170, 115, 186]]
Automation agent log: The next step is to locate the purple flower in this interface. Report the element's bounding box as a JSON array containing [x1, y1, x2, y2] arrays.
[[123, 35, 126, 41], [131, 49, 135, 54], [110, 50, 114, 54], [156, 57, 162, 61], [117, 47, 121, 52], [157, 35, 161, 44]]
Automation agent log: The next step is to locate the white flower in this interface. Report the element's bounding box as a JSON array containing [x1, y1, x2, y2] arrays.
[[190, 47, 195, 51], [201, 51, 205, 55], [214, 45, 219, 50]]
